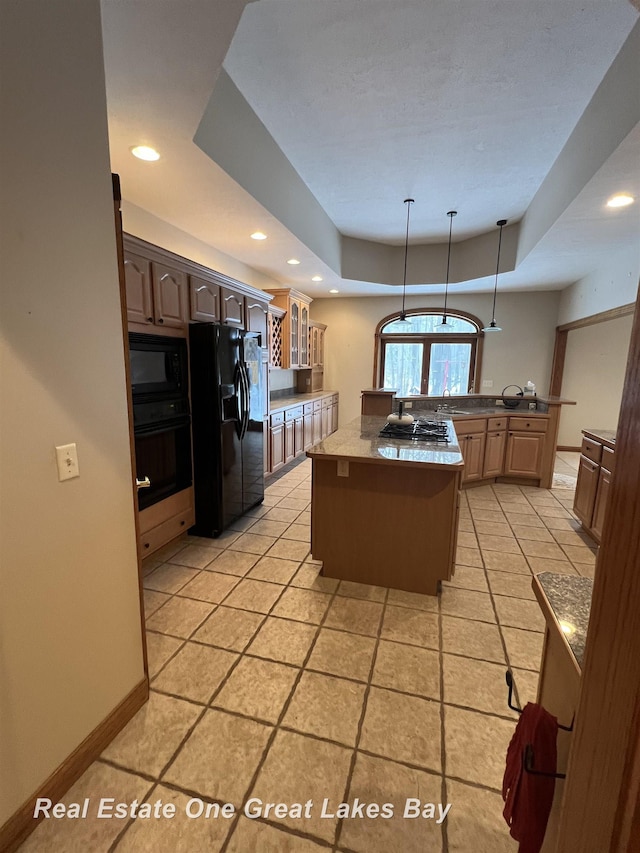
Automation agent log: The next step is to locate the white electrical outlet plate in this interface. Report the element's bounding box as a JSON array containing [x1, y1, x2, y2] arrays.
[[482, 379, 493, 388], [337, 459, 349, 477], [56, 443, 80, 481], [405, 401, 413, 409]]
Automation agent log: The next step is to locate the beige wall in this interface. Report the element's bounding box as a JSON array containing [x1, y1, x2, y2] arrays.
[[122, 201, 283, 292], [0, 0, 144, 824], [311, 290, 560, 426], [557, 314, 634, 447]]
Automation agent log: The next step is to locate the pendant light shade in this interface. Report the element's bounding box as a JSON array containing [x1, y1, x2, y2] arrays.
[[436, 210, 457, 332], [482, 219, 507, 333], [396, 198, 415, 324]]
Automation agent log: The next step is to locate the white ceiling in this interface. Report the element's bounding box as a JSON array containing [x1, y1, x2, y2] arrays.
[[101, 0, 640, 298]]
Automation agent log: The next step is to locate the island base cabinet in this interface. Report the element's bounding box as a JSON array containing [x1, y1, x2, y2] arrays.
[[311, 458, 459, 595]]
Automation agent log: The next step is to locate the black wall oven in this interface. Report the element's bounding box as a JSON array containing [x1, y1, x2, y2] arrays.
[[129, 333, 192, 511]]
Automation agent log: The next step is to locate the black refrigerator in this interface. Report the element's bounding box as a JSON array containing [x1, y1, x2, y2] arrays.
[[189, 323, 265, 537]]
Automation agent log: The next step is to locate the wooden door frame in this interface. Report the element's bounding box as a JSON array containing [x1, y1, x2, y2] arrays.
[[112, 174, 148, 677], [555, 283, 640, 851]]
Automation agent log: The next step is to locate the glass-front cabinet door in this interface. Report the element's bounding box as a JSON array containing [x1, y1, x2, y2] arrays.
[[290, 301, 300, 367], [300, 305, 309, 367]]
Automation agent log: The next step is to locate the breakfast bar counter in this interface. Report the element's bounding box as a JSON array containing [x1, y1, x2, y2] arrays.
[[307, 416, 464, 595]]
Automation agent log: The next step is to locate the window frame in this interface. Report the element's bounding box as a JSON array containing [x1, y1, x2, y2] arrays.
[[374, 308, 484, 396]]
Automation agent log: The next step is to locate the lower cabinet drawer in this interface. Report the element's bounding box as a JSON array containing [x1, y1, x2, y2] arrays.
[[286, 406, 303, 421], [313, 399, 322, 412], [271, 411, 285, 427], [454, 418, 486, 436], [303, 402, 314, 415], [140, 507, 194, 556], [508, 417, 548, 433], [581, 437, 603, 465], [487, 417, 507, 431]]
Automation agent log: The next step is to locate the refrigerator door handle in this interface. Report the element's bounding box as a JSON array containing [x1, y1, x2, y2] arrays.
[[239, 363, 250, 440], [233, 363, 245, 440]]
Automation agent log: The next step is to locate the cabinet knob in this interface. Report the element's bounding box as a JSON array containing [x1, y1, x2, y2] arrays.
[[180, 520, 185, 526], [146, 316, 153, 322], [158, 317, 164, 324], [144, 542, 150, 549]]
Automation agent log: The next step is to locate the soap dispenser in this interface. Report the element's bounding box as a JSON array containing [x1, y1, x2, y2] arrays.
[[524, 380, 536, 396]]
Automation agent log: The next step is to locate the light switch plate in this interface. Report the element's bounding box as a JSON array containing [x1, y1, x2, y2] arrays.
[[56, 443, 80, 481], [482, 379, 493, 388]]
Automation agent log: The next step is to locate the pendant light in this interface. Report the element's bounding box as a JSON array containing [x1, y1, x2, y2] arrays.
[[436, 210, 457, 331], [483, 219, 508, 332], [396, 198, 415, 324]]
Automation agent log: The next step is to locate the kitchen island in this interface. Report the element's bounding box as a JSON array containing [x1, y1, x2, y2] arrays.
[[307, 415, 464, 595]]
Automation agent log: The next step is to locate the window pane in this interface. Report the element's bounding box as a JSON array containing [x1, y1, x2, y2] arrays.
[[382, 314, 476, 333], [383, 343, 424, 395], [428, 343, 472, 396]]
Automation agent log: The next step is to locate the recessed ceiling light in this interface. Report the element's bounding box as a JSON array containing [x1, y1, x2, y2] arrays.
[[312, 275, 323, 282], [131, 145, 160, 161], [250, 232, 267, 240], [287, 258, 300, 265], [607, 194, 634, 208], [329, 289, 339, 294]]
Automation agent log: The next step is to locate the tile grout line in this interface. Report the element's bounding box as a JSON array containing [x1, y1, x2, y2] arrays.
[[332, 587, 390, 853], [217, 567, 345, 853]]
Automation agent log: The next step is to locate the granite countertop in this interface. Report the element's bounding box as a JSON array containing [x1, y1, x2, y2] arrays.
[[582, 428, 616, 449], [270, 391, 337, 411], [533, 572, 594, 671], [306, 415, 464, 469]]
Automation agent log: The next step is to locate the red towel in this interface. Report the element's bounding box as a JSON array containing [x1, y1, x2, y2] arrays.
[[502, 702, 558, 853]]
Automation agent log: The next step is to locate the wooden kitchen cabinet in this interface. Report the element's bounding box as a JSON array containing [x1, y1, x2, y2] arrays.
[[220, 286, 245, 328], [310, 321, 326, 368], [504, 431, 545, 478], [270, 412, 286, 473], [303, 403, 314, 451], [189, 275, 220, 322], [284, 420, 295, 464], [483, 429, 506, 478], [313, 400, 323, 444], [574, 455, 600, 527], [124, 251, 188, 330], [460, 433, 486, 482], [265, 288, 313, 369], [124, 251, 153, 325], [246, 296, 269, 343], [591, 465, 612, 541], [573, 432, 615, 543]]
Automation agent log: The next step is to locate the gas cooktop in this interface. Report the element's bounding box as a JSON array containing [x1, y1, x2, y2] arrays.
[[379, 418, 450, 443]]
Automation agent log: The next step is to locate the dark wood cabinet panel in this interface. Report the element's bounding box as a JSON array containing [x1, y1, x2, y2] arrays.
[[591, 466, 612, 542], [151, 262, 188, 328], [221, 286, 245, 328], [246, 297, 268, 344], [190, 276, 220, 322], [124, 251, 153, 325]]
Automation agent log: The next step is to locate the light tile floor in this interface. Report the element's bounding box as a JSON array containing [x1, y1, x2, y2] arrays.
[[20, 455, 593, 853]]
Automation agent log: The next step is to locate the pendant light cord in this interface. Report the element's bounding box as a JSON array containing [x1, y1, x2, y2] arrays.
[[490, 219, 507, 322], [401, 198, 414, 317], [442, 210, 456, 322]]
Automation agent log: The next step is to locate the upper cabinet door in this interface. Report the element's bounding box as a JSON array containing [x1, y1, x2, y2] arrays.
[[246, 297, 268, 343], [221, 286, 245, 328], [300, 305, 309, 367], [124, 251, 153, 325], [190, 276, 221, 322], [152, 262, 188, 328]]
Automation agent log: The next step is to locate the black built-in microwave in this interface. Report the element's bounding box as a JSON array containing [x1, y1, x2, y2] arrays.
[[128, 332, 188, 400]]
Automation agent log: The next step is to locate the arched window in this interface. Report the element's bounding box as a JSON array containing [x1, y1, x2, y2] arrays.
[[375, 309, 483, 396]]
